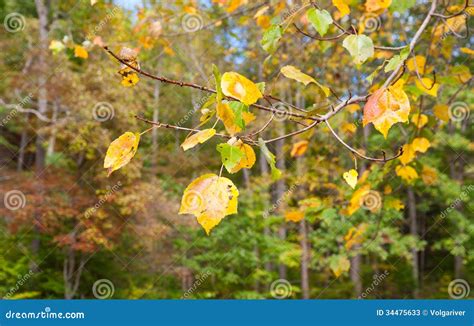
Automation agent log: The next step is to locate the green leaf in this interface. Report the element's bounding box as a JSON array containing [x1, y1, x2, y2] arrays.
[[228, 101, 248, 129], [261, 24, 282, 54], [307, 8, 333, 37], [258, 138, 282, 181], [213, 64, 223, 103], [217, 143, 244, 172], [342, 35, 374, 65], [384, 47, 410, 72]]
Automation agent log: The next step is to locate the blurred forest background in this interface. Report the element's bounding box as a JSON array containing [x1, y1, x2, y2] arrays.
[[0, 0, 472, 299]]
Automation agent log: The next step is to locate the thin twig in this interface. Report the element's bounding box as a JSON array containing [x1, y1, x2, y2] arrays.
[[325, 120, 403, 162]]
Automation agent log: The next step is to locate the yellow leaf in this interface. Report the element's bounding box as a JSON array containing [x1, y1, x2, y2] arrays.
[[331, 256, 350, 277], [341, 122, 357, 134], [399, 144, 415, 165], [415, 78, 439, 97], [280, 65, 330, 97], [344, 223, 368, 250], [104, 132, 140, 177], [290, 140, 309, 158], [421, 165, 438, 185], [406, 55, 426, 74], [433, 104, 449, 122], [253, 5, 269, 18], [179, 174, 239, 235], [363, 83, 411, 138], [346, 184, 370, 216], [411, 113, 428, 128], [365, 0, 391, 12], [256, 15, 271, 29], [285, 210, 305, 223], [242, 111, 256, 125], [411, 137, 430, 153], [230, 140, 256, 173], [120, 72, 140, 87], [221, 72, 262, 105], [343, 169, 358, 189], [460, 47, 474, 55], [332, 0, 350, 17], [217, 102, 241, 135], [384, 185, 392, 194], [395, 165, 418, 183], [181, 129, 216, 151], [346, 104, 360, 113], [226, 0, 246, 13], [74, 45, 88, 59]]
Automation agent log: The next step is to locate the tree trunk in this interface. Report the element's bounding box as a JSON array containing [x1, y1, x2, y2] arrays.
[[407, 186, 419, 297], [32, 0, 49, 265], [274, 122, 286, 280], [46, 100, 59, 157], [259, 149, 272, 273]]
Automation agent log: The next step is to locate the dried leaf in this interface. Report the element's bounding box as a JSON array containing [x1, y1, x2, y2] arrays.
[[104, 132, 140, 177], [179, 174, 239, 235]]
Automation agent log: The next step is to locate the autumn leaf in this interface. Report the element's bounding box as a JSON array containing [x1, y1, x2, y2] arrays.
[[399, 144, 416, 165], [411, 113, 428, 128], [363, 83, 411, 138], [344, 223, 368, 250], [221, 72, 263, 105], [259, 138, 282, 181], [342, 34, 374, 65], [421, 165, 438, 185], [181, 129, 216, 151], [217, 142, 244, 173], [343, 169, 358, 189], [74, 45, 88, 59], [411, 137, 430, 153], [385, 198, 404, 211], [280, 66, 330, 97], [230, 140, 256, 173], [104, 132, 140, 177], [433, 104, 449, 122], [330, 255, 350, 277], [179, 174, 239, 235], [332, 0, 350, 17], [285, 210, 305, 223], [406, 55, 426, 74], [365, 0, 392, 12], [395, 165, 418, 183], [346, 184, 370, 216], [217, 102, 240, 136], [415, 77, 439, 97], [290, 140, 309, 158]]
